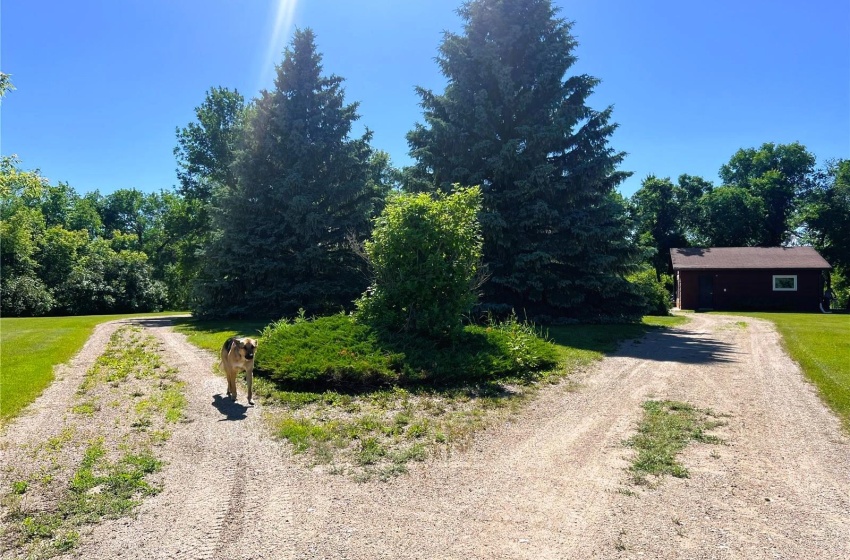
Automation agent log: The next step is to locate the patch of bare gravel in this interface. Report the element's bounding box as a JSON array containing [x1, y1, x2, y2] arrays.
[[2, 313, 848, 559]]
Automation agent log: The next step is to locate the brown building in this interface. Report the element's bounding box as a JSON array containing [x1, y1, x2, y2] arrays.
[[670, 247, 831, 312]]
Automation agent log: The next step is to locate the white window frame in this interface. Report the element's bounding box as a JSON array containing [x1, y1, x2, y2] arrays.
[[772, 275, 797, 291]]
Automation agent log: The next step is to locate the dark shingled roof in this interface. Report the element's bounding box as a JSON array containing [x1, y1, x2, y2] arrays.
[[670, 247, 831, 270]]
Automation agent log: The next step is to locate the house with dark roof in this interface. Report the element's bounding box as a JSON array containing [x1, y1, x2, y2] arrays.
[[670, 247, 832, 312]]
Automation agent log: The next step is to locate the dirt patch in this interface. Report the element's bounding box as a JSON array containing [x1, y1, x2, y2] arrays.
[[1, 313, 848, 559]]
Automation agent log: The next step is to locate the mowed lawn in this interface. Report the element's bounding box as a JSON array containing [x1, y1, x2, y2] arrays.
[[723, 312, 850, 431], [0, 313, 184, 424]]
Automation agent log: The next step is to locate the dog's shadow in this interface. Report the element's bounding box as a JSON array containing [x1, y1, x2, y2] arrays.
[[211, 394, 251, 421]]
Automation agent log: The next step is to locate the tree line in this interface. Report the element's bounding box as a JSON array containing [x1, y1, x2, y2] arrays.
[[3, 0, 847, 319]]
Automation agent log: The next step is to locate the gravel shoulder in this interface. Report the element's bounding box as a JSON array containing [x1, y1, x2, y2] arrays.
[[2, 313, 848, 559]]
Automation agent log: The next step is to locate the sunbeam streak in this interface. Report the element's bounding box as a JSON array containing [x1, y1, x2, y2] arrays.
[[258, 0, 298, 90]]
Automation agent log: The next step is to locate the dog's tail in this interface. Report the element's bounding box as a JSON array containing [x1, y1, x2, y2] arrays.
[[223, 337, 236, 352]]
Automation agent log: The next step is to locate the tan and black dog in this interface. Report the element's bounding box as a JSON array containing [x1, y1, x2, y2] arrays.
[[221, 337, 258, 405]]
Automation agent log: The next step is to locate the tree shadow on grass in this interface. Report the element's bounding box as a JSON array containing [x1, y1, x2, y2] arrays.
[[168, 317, 267, 337]]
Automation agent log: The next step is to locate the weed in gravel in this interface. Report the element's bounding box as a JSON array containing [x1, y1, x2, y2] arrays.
[[626, 400, 723, 485], [41, 427, 75, 454], [7, 439, 162, 557], [72, 400, 99, 416], [356, 437, 386, 465], [276, 418, 338, 453]]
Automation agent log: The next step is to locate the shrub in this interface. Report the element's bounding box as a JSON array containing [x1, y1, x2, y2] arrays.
[[356, 186, 483, 339], [627, 267, 672, 316], [255, 312, 558, 388], [0, 274, 55, 316], [257, 314, 402, 387]]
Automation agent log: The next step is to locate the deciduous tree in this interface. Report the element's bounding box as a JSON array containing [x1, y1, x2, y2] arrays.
[[720, 142, 815, 246], [356, 186, 483, 338]]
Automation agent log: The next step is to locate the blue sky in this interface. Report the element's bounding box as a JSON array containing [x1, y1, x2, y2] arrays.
[[2, 0, 848, 198]]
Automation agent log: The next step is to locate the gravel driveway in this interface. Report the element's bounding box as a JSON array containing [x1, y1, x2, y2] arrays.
[[2, 313, 848, 559]]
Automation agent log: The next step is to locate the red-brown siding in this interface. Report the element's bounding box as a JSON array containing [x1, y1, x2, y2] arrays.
[[677, 269, 825, 312]]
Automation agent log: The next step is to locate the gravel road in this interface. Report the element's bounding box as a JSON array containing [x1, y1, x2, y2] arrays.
[[2, 313, 848, 559]]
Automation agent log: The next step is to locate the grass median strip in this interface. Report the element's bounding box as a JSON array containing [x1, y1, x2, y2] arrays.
[[2, 325, 185, 559], [627, 400, 725, 486]]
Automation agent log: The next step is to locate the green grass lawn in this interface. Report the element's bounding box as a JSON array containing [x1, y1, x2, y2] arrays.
[[0, 312, 185, 424], [720, 312, 850, 431]]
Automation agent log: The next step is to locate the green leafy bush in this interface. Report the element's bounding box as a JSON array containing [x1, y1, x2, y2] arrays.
[[0, 275, 55, 317], [356, 186, 483, 339], [627, 267, 672, 316]]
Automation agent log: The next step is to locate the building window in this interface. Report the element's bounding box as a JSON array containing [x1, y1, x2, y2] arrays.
[[773, 275, 797, 291]]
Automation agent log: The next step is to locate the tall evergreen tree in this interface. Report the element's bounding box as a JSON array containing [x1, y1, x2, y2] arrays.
[[195, 29, 378, 318], [406, 0, 642, 320]]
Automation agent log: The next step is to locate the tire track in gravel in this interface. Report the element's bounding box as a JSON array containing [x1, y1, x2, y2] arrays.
[[67, 318, 297, 560]]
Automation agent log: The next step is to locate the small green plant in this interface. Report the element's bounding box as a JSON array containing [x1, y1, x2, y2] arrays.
[[357, 437, 386, 465], [276, 418, 338, 453], [72, 400, 99, 416], [627, 400, 723, 485]]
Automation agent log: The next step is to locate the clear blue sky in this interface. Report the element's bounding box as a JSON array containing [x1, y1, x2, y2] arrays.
[[2, 0, 848, 198]]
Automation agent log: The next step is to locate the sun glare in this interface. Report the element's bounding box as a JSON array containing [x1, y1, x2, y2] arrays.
[[259, 0, 298, 90]]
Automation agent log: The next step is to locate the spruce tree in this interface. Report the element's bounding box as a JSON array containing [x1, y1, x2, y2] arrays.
[[195, 29, 377, 318], [406, 0, 643, 320]]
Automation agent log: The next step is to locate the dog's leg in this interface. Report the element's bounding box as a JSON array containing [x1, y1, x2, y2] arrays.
[[246, 364, 254, 405], [225, 364, 237, 400]]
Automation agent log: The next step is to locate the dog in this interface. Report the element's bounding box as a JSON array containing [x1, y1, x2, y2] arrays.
[[221, 337, 258, 405]]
